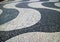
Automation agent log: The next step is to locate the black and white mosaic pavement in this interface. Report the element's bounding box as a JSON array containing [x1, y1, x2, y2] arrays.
[[0, 0, 60, 42]]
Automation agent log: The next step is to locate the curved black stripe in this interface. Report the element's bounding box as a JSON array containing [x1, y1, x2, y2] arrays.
[[0, 4, 19, 25], [16, 2, 31, 8], [42, 2, 60, 9], [40, 0, 49, 1]]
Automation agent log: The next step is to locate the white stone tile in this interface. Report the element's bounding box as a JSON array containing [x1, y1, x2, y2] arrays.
[[49, 0, 59, 2], [28, 2, 60, 12], [55, 2, 60, 7], [0, 9, 3, 15], [5, 32, 60, 42]]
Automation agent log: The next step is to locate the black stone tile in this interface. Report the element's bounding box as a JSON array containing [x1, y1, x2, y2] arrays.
[[0, 4, 19, 25], [42, 2, 60, 9]]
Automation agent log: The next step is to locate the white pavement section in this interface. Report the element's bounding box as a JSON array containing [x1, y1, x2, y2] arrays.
[[49, 0, 59, 2], [29, 0, 39, 1], [14, 0, 22, 1], [28, 2, 60, 12], [0, 2, 41, 31], [5, 32, 60, 42], [55, 2, 60, 7], [0, 9, 3, 15]]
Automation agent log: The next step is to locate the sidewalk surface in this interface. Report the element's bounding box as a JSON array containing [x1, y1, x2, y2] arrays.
[[0, 0, 60, 42]]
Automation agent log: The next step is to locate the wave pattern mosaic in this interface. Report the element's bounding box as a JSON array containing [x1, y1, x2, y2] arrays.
[[0, 0, 60, 42]]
